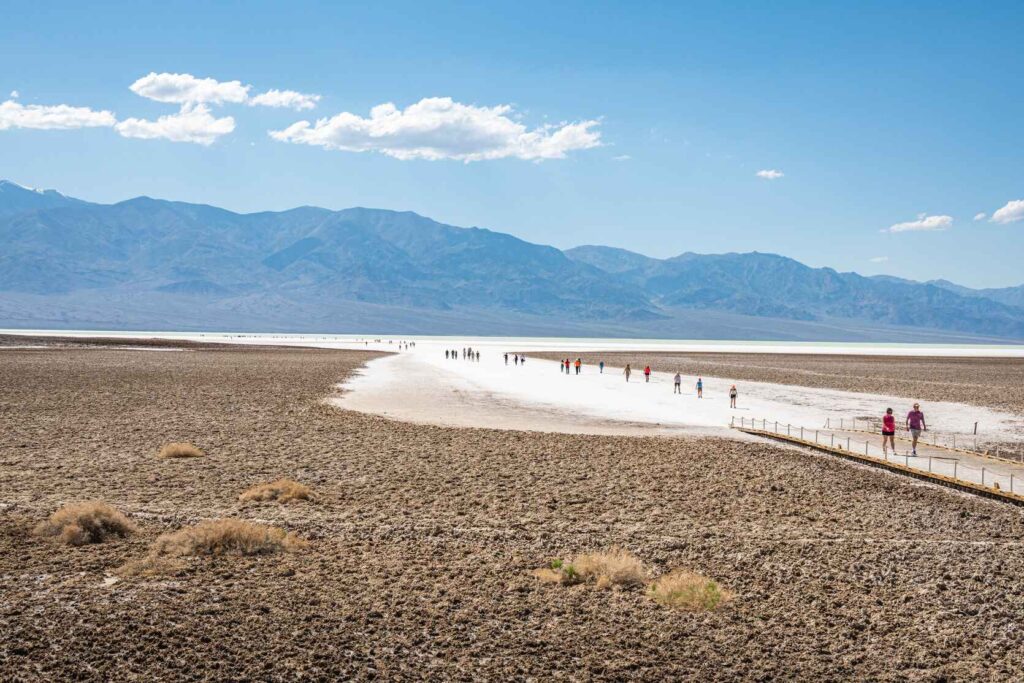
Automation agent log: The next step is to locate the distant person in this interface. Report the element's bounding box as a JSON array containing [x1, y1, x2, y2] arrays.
[[673, 372, 682, 394], [906, 403, 926, 456], [514, 353, 519, 366], [504, 353, 508, 365], [729, 384, 737, 408], [521, 355, 526, 365], [644, 365, 651, 383], [575, 358, 582, 375], [882, 407, 896, 456], [565, 359, 571, 375], [696, 377, 703, 398], [599, 361, 605, 374], [445, 349, 450, 360], [475, 351, 480, 362], [624, 364, 632, 382]]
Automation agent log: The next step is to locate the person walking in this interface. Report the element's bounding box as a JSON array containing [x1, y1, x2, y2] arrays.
[[643, 365, 651, 383], [514, 353, 519, 366], [574, 358, 582, 375], [882, 407, 896, 456], [445, 349, 450, 360], [599, 361, 605, 374], [729, 384, 738, 408], [624, 364, 632, 382], [504, 352, 508, 365], [906, 403, 926, 456], [673, 372, 682, 394], [521, 355, 526, 366], [696, 377, 703, 398]]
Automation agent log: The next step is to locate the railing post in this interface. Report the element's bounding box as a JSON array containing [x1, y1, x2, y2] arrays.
[[787, 424, 791, 436], [775, 421, 778, 433], [831, 434, 834, 447], [864, 442, 868, 455], [953, 461, 958, 480], [846, 437, 851, 451], [928, 457, 932, 473], [982, 468, 986, 486], [1012, 474, 1015, 494], [840, 418, 844, 429], [815, 430, 818, 444], [800, 427, 804, 440]]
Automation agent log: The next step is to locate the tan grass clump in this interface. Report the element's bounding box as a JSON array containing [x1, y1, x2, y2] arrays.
[[121, 518, 307, 576], [34, 501, 137, 546], [648, 569, 732, 611], [239, 479, 312, 504], [533, 547, 646, 588], [150, 518, 307, 557], [573, 547, 647, 588], [158, 442, 204, 459]]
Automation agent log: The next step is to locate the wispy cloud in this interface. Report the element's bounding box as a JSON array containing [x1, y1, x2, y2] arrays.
[[8, 90, 18, 99], [115, 104, 234, 145], [612, 154, 631, 161], [756, 169, 784, 180], [885, 213, 953, 233], [869, 256, 889, 263], [973, 212, 987, 221], [0, 99, 116, 130], [270, 97, 602, 162], [249, 89, 320, 111], [991, 200, 1024, 225], [129, 72, 250, 105]]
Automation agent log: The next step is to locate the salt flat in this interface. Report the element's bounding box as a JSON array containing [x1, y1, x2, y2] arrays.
[[333, 341, 1024, 447]]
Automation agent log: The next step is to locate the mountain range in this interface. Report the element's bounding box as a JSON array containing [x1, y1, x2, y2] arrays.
[[1, 179, 1022, 342]]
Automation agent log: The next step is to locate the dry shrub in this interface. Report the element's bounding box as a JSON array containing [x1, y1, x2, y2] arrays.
[[158, 442, 204, 458], [533, 548, 646, 588], [574, 547, 647, 588], [239, 479, 312, 504], [648, 570, 732, 611], [121, 518, 306, 576], [34, 501, 137, 546]]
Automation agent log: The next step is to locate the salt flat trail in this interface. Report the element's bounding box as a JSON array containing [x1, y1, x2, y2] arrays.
[[334, 340, 1024, 446]]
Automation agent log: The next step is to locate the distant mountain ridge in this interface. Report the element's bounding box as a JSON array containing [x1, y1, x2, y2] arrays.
[[1, 180, 1023, 342]]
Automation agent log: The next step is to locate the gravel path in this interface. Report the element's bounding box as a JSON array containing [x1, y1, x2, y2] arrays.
[[3, 343, 1024, 680]]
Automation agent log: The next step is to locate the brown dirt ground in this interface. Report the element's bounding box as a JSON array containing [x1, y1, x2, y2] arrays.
[[529, 351, 1024, 417], [3, 342, 1024, 681]]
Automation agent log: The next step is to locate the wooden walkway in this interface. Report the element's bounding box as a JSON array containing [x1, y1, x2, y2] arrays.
[[733, 418, 1024, 507]]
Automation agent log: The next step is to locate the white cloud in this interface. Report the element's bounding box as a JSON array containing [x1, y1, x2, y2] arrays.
[[885, 213, 953, 233], [269, 97, 602, 162], [0, 99, 116, 130], [115, 104, 234, 145], [973, 212, 987, 221], [991, 200, 1024, 225], [249, 89, 320, 110], [129, 72, 249, 105], [756, 169, 784, 180], [9, 90, 18, 99], [869, 256, 889, 263], [612, 154, 631, 161]]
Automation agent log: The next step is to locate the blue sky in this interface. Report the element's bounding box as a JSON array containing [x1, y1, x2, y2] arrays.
[[2, 1, 1022, 288]]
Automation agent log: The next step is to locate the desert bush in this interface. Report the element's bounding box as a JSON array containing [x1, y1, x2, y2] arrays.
[[239, 479, 312, 504], [534, 548, 645, 588], [34, 501, 137, 546], [573, 547, 647, 588], [158, 442, 204, 458], [121, 518, 307, 576], [648, 570, 732, 611]]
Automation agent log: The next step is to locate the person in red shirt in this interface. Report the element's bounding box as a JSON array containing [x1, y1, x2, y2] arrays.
[[881, 407, 896, 456], [643, 365, 651, 383]]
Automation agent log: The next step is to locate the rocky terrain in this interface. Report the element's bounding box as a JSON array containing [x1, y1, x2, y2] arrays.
[[3, 342, 1024, 680]]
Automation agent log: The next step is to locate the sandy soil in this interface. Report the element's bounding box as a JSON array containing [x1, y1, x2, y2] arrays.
[[529, 351, 1024, 417], [4, 342, 1024, 681]]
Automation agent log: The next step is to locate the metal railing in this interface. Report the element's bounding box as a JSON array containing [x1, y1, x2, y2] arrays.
[[732, 416, 1021, 497], [824, 417, 980, 453]]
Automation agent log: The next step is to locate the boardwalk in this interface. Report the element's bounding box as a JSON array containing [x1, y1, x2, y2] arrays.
[[735, 416, 1024, 502]]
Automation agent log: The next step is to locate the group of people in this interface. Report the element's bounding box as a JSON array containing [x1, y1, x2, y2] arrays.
[[446, 347, 480, 361], [503, 352, 527, 366], [880, 403, 928, 456]]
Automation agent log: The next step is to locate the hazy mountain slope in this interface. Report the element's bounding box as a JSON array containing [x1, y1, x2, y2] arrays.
[[928, 278, 1024, 309], [2, 180, 1023, 341]]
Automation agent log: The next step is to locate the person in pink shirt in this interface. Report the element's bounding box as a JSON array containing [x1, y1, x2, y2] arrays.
[[906, 403, 926, 456], [881, 407, 896, 456]]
